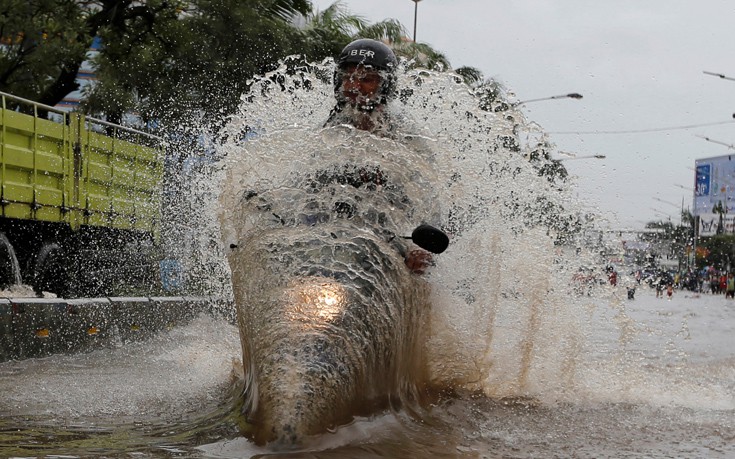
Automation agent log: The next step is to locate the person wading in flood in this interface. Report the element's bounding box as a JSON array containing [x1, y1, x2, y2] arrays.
[[324, 38, 434, 274]]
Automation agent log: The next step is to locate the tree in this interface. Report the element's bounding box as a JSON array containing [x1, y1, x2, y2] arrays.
[[0, 0, 87, 104], [639, 217, 697, 270], [1, 0, 462, 131], [455, 68, 516, 117], [711, 200, 727, 234], [453, 66, 483, 87], [302, 1, 452, 72], [300, 1, 368, 59], [0, 0, 312, 121], [0, 1, 201, 109], [698, 233, 735, 270], [85, 0, 316, 127]]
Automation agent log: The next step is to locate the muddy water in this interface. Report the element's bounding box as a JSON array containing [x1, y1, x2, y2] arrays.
[[0, 289, 732, 458], [1, 61, 733, 457]]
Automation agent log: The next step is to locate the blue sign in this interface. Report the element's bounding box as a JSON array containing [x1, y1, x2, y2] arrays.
[[160, 259, 184, 291], [696, 164, 710, 197]]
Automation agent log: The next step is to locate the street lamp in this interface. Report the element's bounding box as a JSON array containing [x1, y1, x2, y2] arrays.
[[653, 196, 680, 209], [514, 93, 583, 107], [411, 0, 423, 42], [703, 70, 735, 82], [557, 154, 606, 161], [696, 134, 735, 151], [650, 207, 673, 221]]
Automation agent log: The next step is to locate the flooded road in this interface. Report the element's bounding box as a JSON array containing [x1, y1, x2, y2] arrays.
[[2, 62, 733, 458], [1, 287, 732, 458]]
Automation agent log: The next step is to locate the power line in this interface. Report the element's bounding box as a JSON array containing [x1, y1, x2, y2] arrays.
[[548, 120, 735, 135]]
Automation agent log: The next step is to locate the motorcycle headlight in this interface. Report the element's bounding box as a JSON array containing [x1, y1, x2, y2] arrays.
[[284, 278, 348, 324]]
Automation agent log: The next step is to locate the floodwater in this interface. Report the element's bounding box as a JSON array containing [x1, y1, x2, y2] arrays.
[[2, 62, 733, 457], [1, 288, 732, 458]]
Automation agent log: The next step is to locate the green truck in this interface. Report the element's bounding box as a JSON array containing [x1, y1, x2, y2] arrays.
[[0, 91, 165, 298]]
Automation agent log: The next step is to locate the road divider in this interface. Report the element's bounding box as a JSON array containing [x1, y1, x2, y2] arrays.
[[0, 296, 223, 362]]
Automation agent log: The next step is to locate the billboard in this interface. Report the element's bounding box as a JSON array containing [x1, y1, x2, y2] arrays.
[[697, 213, 735, 236], [693, 154, 735, 217]]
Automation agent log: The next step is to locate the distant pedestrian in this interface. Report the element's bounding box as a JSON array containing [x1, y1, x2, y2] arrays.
[[666, 284, 673, 300], [711, 274, 719, 294], [726, 273, 735, 299]]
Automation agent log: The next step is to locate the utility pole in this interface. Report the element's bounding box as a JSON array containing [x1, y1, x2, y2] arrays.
[[411, 0, 423, 42]]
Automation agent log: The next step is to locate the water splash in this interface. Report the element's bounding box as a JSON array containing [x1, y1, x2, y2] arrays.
[[0, 232, 23, 288], [2, 57, 733, 459], [215, 57, 596, 413]]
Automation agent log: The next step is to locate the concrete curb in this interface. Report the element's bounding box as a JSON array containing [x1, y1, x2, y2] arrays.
[[0, 296, 221, 362]]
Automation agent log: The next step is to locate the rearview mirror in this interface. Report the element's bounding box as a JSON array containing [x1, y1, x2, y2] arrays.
[[405, 224, 449, 254]]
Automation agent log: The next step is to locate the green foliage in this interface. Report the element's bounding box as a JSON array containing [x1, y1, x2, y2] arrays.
[[301, 1, 368, 58], [266, 0, 311, 20], [641, 219, 695, 268], [453, 66, 483, 86], [476, 84, 505, 112], [85, 0, 310, 128], [0, 0, 463, 132], [0, 0, 87, 102], [528, 140, 568, 183], [698, 233, 735, 270]]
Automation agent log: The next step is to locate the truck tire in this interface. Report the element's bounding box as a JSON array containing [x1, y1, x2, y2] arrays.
[[33, 243, 69, 298], [0, 232, 21, 290]]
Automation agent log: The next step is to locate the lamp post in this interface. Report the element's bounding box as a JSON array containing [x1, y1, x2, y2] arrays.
[[557, 154, 606, 161], [654, 196, 684, 225], [514, 93, 583, 107], [650, 207, 673, 221], [703, 71, 735, 82], [696, 134, 735, 151], [653, 196, 680, 209], [411, 0, 423, 42]]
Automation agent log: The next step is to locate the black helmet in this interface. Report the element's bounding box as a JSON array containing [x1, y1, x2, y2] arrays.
[[334, 39, 398, 108]]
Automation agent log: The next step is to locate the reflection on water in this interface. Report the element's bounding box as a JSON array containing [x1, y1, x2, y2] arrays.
[[0, 315, 243, 457], [0, 291, 734, 457], [0, 60, 733, 457]]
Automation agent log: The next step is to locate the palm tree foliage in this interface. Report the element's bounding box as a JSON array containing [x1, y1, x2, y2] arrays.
[[0, 0, 472, 131], [302, 1, 441, 68], [0, 0, 528, 139], [265, 0, 311, 20], [453, 66, 484, 86], [0, 1, 589, 248]]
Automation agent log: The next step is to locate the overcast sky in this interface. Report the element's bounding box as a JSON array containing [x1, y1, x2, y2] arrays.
[[310, 0, 735, 230]]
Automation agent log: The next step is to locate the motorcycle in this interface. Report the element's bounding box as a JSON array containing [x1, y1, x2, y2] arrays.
[[221, 127, 448, 446]]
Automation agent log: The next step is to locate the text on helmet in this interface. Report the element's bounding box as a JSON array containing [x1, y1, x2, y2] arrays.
[[349, 49, 375, 58]]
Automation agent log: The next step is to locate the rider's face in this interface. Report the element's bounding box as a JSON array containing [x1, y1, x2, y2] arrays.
[[340, 64, 382, 107]]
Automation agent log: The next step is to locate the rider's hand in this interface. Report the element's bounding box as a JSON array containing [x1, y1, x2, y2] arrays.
[[405, 249, 433, 275]]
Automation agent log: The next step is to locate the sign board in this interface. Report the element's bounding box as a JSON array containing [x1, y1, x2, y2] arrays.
[[693, 154, 735, 217], [697, 212, 735, 236], [159, 259, 184, 291]]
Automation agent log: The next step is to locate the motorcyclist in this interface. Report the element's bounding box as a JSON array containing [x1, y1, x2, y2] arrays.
[[326, 38, 434, 274], [325, 38, 399, 134]]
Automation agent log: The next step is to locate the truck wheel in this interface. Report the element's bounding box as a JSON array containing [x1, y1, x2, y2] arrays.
[[33, 243, 69, 297], [0, 232, 21, 289]]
